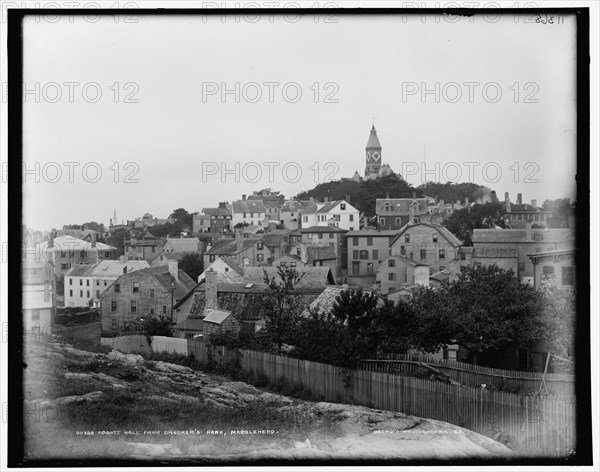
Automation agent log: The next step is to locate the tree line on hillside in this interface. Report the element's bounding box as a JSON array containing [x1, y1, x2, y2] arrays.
[[210, 266, 575, 374]]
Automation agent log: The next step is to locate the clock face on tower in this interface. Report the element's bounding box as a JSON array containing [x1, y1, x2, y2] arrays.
[[372, 151, 381, 161]]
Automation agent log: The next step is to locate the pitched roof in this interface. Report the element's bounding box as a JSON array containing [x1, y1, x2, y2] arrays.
[[345, 229, 399, 237], [261, 231, 290, 247], [472, 228, 573, 244], [300, 286, 343, 318], [300, 225, 347, 233], [376, 198, 429, 215], [306, 245, 337, 263], [366, 125, 382, 149], [203, 308, 235, 324], [164, 238, 201, 253], [242, 266, 335, 288], [88, 259, 150, 277], [205, 237, 262, 256], [133, 267, 196, 298], [391, 222, 463, 247], [232, 200, 266, 214], [64, 264, 96, 277], [40, 235, 116, 252], [174, 318, 203, 332], [176, 283, 323, 320], [203, 206, 232, 217], [315, 200, 356, 214]]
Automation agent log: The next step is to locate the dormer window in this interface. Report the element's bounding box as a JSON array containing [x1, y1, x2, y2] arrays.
[[340, 203, 346, 210], [405, 234, 410, 243]]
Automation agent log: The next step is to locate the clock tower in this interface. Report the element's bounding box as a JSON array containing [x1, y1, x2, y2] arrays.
[[364, 125, 382, 178]]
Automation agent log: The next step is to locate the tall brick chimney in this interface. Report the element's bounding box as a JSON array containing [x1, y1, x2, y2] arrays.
[[205, 268, 218, 310], [531, 199, 537, 208], [242, 194, 247, 201], [409, 203, 415, 224], [168, 259, 179, 282], [505, 192, 511, 213], [517, 193, 522, 205], [235, 229, 243, 254], [91, 233, 97, 248]]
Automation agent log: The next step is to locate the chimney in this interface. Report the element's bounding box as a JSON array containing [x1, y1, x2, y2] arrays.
[[409, 204, 415, 224], [324, 196, 329, 203], [110, 218, 113, 226], [517, 193, 522, 205], [505, 192, 511, 213], [465, 197, 469, 205], [91, 233, 97, 248], [440, 199, 445, 207], [414, 266, 429, 287], [490, 190, 497, 202], [345, 194, 351, 204], [43, 280, 50, 302], [242, 194, 247, 201], [218, 201, 227, 209], [205, 268, 218, 310], [168, 259, 179, 281], [531, 199, 537, 208], [309, 197, 315, 203], [235, 229, 243, 254], [81, 224, 85, 231]]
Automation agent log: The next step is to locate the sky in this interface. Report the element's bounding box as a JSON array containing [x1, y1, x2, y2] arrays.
[[21, 10, 578, 231]]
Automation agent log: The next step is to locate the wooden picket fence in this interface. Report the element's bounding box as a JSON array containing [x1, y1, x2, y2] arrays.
[[359, 353, 575, 396], [186, 340, 576, 456]]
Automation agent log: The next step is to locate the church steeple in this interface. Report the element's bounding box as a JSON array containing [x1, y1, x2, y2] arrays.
[[365, 125, 382, 178]]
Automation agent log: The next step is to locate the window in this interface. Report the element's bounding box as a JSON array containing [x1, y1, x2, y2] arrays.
[[518, 262, 525, 272], [420, 249, 426, 260], [367, 263, 373, 272], [69, 278, 73, 286], [104, 280, 107, 286], [533, 232, 544, 241], [413, 218, 419, 224], [349, 215, 354, 222], [250, 212, 254, 218], [133, 282, 140, 294], [96, 290, 100, 298], [353, 237, 359, 246], [542, 266, 555, 275], [209, 255, 216, 263], [80, 290, 83, 297], [439, 266, 445, 271], [405, 234, 410, 243], [379, 218, 385, 226], [87, 291, 90, 298], [80, 279, 83, 286], [359, 250, 369, 260], [432, 234, 438, 243], [353, 250, 359, 259], [400, 246, 406, 256], [149, 306, 155, 314], [562, 266, 574, 286], [243, 212, 247, 218], [372, 250, 378, 259], [162, 305, 167, 314], [130, 301, 137, 313], [111, 318, 117, 328], [395, 218, 401, 226], [384, 203, 391, 212], [388, 273, 395, 281], [80, 250, 86, 259], [388, 259, 395, 267], [460, 251, 466, 261], [308, 234, 313, 239], [257, 254, 264, 262], [367, 237, 373, 246], [111, 300, 118, 312], [329, 233, 334, 239], [439, 249, 445, 259], [340, 203, 346, 210], [152, 246, 156, 253], [290, 262, 296, 268], [257, 242, 264, 250], [96, 280, 99, 286], [86, 279, 90, 286], [318, 233, 323, 239], [114, 284, 120, 293], [150, 289, 155, 298], [69, 290, 73, 297]]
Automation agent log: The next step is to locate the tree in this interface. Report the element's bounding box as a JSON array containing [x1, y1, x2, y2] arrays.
[[82, 221, 105, 233], [178, 252, 204, 282], [542, 198, 574, 228], [260, 266, 306, 355], [443, 201, 507, 245], [120, 315, 174, 344], [409, 265, 546, 367], [538, 274, 576, 372]]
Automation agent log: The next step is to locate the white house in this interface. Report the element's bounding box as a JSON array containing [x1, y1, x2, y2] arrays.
[[231, 198, 267, 228], [64, 259, 150, 307], [197, 257, 244, 283], [299, 200, 360, 231]]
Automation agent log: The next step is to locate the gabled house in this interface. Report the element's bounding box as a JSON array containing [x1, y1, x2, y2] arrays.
[[248, 192, 282, 224], [389, 221, 471, 279], [203, 231, 272, 268], [299, 199, 359, 231], [375, 197, 430, 230], [100, 261, 196, 336], [242, 266, 336, 288], [35, 235, 117, 277], [124, 232, 164, 262], [64, 259, 151, 307], [198, 257, 245, 284], [528, 248, 575, 290], [163, 237, 202, 254], [192, 214, 212, 233], [202, 309, 241, 339], [346, 229, 399, 276], [232, 197, 266, 228], [202, 202, 232, 234]]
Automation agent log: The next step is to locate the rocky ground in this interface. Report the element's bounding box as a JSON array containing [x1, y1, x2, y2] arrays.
[[23, 333, 513, 463]]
